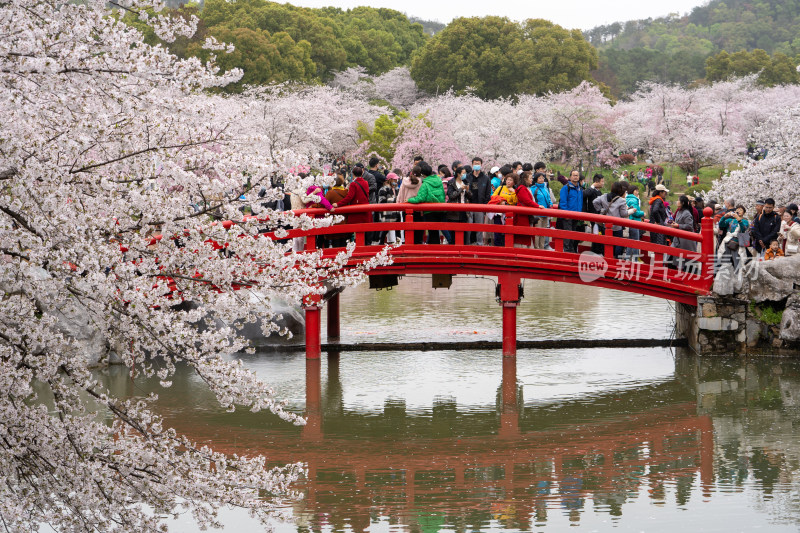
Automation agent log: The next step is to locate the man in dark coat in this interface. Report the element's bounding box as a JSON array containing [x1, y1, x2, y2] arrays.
[[648, 184, 669, 249], [751, 198, 781, 255], [367, 157, 387, 244], [583, 173, 605, 254]]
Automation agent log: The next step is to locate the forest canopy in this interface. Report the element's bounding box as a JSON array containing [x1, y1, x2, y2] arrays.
[[124, 0, 429, 91], [586, 0, 800, 96]]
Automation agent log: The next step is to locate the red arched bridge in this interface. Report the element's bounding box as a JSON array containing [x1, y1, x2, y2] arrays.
[[273, 204, 715, 358]]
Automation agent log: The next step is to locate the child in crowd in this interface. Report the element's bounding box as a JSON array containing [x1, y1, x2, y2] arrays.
[[764, 239, 784, 260]]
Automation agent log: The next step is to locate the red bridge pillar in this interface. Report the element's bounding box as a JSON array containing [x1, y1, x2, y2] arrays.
[[498, 273, 522, 357], [303, 293, 322, 359], [327, 291, 340, 341], [502, 304, 517, 357]]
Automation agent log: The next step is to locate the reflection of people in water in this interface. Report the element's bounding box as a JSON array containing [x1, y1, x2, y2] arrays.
[[559, 474, 585, 521]]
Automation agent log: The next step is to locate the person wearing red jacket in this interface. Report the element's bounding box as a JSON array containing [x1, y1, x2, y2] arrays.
[[333, 167, 371, 225], [514, 171, 540, 248]]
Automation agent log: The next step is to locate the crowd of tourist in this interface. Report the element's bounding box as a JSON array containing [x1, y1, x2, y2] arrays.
[[260, 156, 799, 268]]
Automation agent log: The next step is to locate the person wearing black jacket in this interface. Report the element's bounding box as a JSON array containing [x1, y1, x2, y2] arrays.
[[354, 162, 377, 243], [648, 185, 669, 261], [584, 174, 605, 254], [368, 157, 387, 244], [368, 157, 386, 190], [465, 157, 492, 245], [751, 198, 781, 255]]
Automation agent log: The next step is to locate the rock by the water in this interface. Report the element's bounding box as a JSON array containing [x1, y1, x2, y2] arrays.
[[780, 293, 800, 342], [749, 254, 800, 302]]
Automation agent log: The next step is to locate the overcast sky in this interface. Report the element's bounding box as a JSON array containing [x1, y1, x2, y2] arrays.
[[288, 0, 708, 31]]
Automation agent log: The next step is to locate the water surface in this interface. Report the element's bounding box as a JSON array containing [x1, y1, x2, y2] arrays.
[[95, 278, 800, 532]]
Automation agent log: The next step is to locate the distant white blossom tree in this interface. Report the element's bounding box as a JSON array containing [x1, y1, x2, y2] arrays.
[[708, 104, 800, 209], [330, 66, 423, 109]]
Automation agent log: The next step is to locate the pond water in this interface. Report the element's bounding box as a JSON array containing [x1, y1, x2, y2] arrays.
[[94, 277, 800, 532]]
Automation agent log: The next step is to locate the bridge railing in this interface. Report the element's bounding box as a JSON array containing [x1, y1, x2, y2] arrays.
[[269, 203, 714, 294]]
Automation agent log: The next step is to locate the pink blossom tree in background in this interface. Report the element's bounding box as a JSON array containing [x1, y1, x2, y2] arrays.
[[614, 79, 800, 186], [243, 84, 381, 164], [0, 0, 390, 530], [396, 92, 550, 170], [537, 81, 617, 177], [390, 115, 466, 173], [708, 104, 800, 209]]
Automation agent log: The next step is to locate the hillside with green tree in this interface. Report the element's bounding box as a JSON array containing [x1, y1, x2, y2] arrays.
[[410, 17, 597, 99], [586, 0, 800, 96], [123, 0, 428, 91]]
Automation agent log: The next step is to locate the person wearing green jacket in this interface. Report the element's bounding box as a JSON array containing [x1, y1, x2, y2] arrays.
[[625, 184, 646, 261], [408, 162, 445, 244]]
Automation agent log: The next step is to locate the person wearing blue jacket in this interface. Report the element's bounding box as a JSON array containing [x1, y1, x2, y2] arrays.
[[531, 172, 552, 249], [625, 184, 645, 260], [559, 170, 584, 253]]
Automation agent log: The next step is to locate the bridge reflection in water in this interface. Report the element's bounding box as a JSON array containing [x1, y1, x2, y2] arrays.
[[149, 351, 716, 532], [293, 354, 713, 531]]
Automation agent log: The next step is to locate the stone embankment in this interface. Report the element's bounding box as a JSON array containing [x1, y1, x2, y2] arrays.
[[677, 254, 800, 355]]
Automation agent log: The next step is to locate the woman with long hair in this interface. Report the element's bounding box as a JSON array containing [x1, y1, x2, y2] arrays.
[[669, 195, 698, 271]]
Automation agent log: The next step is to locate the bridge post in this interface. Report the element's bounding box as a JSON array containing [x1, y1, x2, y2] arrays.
[[502, 304, 517, 357], [701, 207, 714, 289], [404, 209, 414, 246], [604, 222, 614, 260], [303, 294, 322, 359], [327, 291, 340, 341], [498, 273, 521, 357]]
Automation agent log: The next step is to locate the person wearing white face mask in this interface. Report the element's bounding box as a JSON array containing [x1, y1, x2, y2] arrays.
[[465, 157, 491, 245]]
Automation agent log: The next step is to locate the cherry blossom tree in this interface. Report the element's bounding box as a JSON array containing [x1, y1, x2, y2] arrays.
[[390, 115, 466, 173], [0, 0, 389, 531], [614, 79, 800, 175], [392, 92, 550, 170], [535, 81, 616, 176], [330, 66, 423, 110], [708, 103, 800, 209], [242, 84, 380, 164], [373, 67, 423, 110]]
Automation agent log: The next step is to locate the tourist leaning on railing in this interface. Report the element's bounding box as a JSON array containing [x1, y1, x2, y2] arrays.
[[592, 180, 629, 258], [465, 157, 492, 246], [397, 166, 423, 244], [407, 162, 445, 245], [647, 184, 670, 264], [377, 173, 400, 245], [558, 170, 584, 254], [668, 195, 699, 272], [444, 166, 472, 245], [531, 172, 552, 250], [488, 168, 518, 247], [324, 173, 349, 248], [513, 171, 540, 249], [624, 184, 645, 261], [332, 166, 370, 226]]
